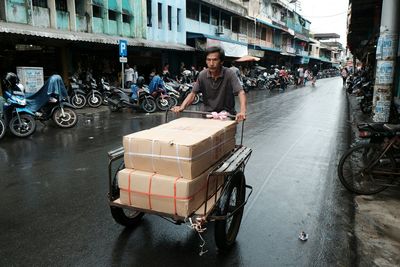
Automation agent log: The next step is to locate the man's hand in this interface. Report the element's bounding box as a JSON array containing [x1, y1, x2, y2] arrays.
[[171, 105, 184, 113], [236, 112, 246, 122]]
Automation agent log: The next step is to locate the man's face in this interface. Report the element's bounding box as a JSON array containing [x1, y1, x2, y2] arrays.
[[206, 52, 223, 72]]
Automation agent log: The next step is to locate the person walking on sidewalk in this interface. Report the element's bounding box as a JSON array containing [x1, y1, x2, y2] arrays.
[[311, 65, 319, 86], [341, 67, 349, 86], [124, 64, 135, 88], [171, 46, 247, 122]]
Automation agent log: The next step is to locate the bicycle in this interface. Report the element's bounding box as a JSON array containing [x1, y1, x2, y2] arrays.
[[338, 123, 400, 195]]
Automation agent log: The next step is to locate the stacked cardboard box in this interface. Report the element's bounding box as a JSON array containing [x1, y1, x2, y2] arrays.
[[118, 118, 237, 217]]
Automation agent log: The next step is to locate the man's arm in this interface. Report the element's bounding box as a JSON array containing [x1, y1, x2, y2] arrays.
[[171, 91, 196, 112], [236, 90, 247, 122]]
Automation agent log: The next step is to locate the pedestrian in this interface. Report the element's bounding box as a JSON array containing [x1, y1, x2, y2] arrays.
[[125, 64, 134, 88], [172, 46, 247, 122], [311, 65, 319, 86], [341, 67, 348, 86], [132, 65, 138, 84], [297, 65, 304, 86], [230, 61, 243, 85], [278, 66, 288, 92], [304, 68, 310, 86], [162, 63, 171, 80]]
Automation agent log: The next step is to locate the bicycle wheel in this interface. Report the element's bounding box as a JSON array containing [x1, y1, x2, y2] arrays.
[[338, 143, 396, 195]]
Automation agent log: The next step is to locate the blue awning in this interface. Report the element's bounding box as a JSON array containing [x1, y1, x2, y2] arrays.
[[250, 44, 281, 53], [256, 18, 283, 31]]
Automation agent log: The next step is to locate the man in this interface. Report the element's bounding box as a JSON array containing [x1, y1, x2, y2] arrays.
[[297, 65, 304, 86], [172, 46, 246, 122], [230, 61, 243, 86], [124, 64, 134, 88], [311, 65, 319, 86], [341, 67, 348, 86]]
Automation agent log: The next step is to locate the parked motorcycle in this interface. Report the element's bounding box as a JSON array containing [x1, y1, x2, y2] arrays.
[[107, 77, 157, 113], [2, 73, 36, 137], [26, 75, 78, 128], [68, 75, 87, 109], [84, 76, 103, 108]]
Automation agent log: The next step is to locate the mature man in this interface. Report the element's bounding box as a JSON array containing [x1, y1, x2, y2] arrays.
[[172, 46, 247, 121]]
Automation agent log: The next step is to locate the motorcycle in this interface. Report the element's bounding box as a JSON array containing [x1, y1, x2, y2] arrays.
[[68, 75, 87, 109], [26, 75, 78, 128], [149, 75, 172, 111], [107, 77, 157, 113], [84, 76, 103, 108], [2, 73, 36, 137]]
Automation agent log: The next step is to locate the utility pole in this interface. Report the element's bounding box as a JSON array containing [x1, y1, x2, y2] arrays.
[[372, 0, 400, 122]]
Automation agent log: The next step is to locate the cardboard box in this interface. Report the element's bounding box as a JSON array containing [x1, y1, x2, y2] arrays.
[[118, 168, 225, 217], [123, 118, 236, 179]]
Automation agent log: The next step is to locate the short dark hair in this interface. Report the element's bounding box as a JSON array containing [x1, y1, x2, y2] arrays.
[[205, 46, 225, 62]]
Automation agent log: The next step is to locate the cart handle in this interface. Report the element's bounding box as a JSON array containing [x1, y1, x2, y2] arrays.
[[165, 109, 246, 146]]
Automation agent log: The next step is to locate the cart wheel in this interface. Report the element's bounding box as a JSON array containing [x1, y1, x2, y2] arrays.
[[110, 162, 144, 227], [214, 171, 246, 251]]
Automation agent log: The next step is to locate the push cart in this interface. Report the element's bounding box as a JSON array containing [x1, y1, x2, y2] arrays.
[[107, 110, 253, 252]]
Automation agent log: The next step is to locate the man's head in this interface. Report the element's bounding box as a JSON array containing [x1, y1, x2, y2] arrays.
[[205, 46, 225, 72]]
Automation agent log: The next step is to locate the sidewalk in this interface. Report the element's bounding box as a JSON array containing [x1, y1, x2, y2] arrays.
[[347, 94, 400, 266]]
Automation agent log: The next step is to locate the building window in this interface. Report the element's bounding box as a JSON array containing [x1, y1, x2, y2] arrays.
[[261, 27, 267, 40], [109, 10, 117, 21], [93, 6, 102, 18], [168, 5, 171, 30], [123, 14, 131, 23], [32, 0, 47, 8], [201, 5, 209, 24], [177, 8, 181, 32], [221, 12, 230, 29], [186, 0, 199, 21], [146, 0, 152, 26], [211, 9, 219, 26], [232, 17, 240, 33], [56, 0, 67, 11], [158, 2, 162, 29]]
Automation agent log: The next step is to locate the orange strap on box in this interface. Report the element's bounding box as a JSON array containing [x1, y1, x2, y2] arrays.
[[173, 177, 181, 215], [148, 173, 156, 210], [128, 170, 135, 206]]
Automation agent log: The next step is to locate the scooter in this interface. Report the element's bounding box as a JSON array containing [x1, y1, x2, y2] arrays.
[[68, 75, 87, 109], [2, 73, 36, 137], [107, 77, 157, 113]]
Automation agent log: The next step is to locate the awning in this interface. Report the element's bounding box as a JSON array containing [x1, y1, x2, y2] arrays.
[[206, 38, 248, 57], [255, 18, 282, 31], [235, 55, 260, 62], [250, 44, 281, 53], [280, 52, 296, 57], [0, 22, 195, 51]]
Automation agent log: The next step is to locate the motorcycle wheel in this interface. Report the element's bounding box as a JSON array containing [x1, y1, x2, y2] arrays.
[[87, 92, 103, 108], [141, 98, 157, 113], [156, 97, 171, 111], [169, 95, 179, 108], [9, 114, 36, 138], [71, 94, 86, 109], [52, 107, 78, 128], [192, 94, 200, 105], [0, 117, 5, 140]]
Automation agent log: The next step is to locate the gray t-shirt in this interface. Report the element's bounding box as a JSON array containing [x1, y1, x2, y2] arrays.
[[193, 67, 243, 114]]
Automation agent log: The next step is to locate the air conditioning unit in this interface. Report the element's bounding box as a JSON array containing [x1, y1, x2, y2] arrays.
[[216, 25, 224, 35]]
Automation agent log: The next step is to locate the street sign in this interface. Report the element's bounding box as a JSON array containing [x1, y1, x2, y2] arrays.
[[119, 57, 127, 63], [119, 40, 127, 57]]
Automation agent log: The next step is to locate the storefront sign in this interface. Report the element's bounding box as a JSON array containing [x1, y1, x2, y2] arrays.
[[207, 39, 248, 57], [376, 60, 394, 84], [249, 49, 265, 58], [16, 67, 44, 94]]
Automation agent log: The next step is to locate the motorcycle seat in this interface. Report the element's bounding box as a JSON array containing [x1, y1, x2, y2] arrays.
[[383, 124, 400, 132]]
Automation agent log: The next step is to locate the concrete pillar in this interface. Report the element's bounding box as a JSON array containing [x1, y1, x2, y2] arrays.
[[151, 0, 157, 40], [162, 1, 168, 42], [171, 1, 177, 43], [67, 0, 76, 31], [47, 0, 57, 28], [117, 0, 122, 35], [103, 0, 109, 34], [372, 0, 400, 122], [26, 0, 34, 25], [85, 0, 93, 33], [60, 46, 70, 83]]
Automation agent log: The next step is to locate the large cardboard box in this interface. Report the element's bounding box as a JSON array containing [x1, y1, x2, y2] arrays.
[[123, 118, 236, 179], [118, 168, 224, 217]]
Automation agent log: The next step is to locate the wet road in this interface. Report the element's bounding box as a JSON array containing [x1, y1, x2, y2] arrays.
[[0, 77, 356, 266]]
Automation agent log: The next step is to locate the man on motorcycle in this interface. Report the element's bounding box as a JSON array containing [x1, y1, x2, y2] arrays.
[[172, 46, 247, 122]]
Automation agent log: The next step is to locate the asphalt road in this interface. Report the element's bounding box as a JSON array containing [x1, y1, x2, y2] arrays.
[[0, 77, 357, 266]]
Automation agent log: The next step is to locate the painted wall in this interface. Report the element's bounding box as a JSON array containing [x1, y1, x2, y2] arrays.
[[32, 6, 50, 28], [6, 0, 28, 23], [146, 0, 185, 44], [56, 11, 70, 30]]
